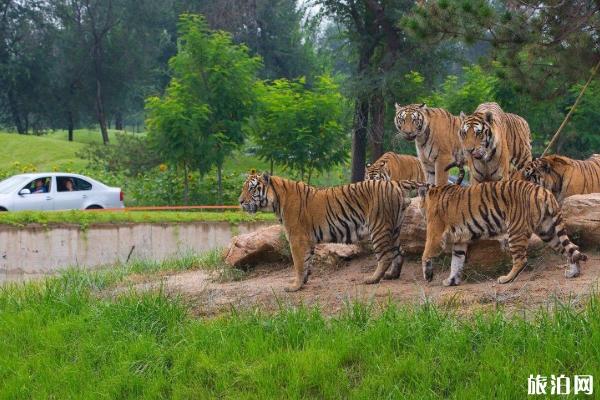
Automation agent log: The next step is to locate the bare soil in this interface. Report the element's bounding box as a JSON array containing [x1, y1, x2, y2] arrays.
[[116, 247, 600, 317]]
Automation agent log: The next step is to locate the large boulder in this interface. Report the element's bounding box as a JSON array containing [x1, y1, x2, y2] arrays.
[[224, 193, 599, 268], [224, 225, 287, 267], [562, 193, 600, 248]]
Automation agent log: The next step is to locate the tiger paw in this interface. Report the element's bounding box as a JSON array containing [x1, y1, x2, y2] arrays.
[[364, 276, 382, 285], [565, 265, 580, 279], [497, 275, 513, 284], [284, 283, 303, 292], [383, 272, 400, 280], [443, 277, 460, 287]]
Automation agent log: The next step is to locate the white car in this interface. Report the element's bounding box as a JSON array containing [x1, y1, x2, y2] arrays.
[[0, 173, 124, 211]]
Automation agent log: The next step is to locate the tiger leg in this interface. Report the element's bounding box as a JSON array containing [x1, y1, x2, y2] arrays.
[[384, 227, 406, 280], [497, 231, 529, 284], [365, 227, 397, 284], [285, 238, 311, 292], [536, 215, 587, 278], [434, 158, 451, 186], [443, 243, 468, 286], [422, 225, 444, 282]]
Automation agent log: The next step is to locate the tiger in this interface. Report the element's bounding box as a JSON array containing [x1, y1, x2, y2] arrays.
[[365, 152, 424, 182], [403, 179, 586, 286], [459, 102, 532, 183], [238, 172, 411, 292], [394, 103, 465, 185], [518, 154, 600, 203]]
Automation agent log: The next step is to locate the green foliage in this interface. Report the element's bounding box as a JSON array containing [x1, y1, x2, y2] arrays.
[[146, 14, 262, 202], [249, 74, 350, 182], [2, 271, 600, 398], [78, 132, 161, 176], [424, 65, 498, 114]]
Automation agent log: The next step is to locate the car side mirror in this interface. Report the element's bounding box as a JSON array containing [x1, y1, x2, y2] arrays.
[[19, 188, 31, 196]]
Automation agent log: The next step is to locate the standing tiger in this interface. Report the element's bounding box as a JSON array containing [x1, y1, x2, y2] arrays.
[[365, 152, 424, 182], [394, 103, 464, 185], [406, 180, 586, 286], [239, 172, 411, 292], [459, 102, 532, 183], [518, 154, 600, 203]]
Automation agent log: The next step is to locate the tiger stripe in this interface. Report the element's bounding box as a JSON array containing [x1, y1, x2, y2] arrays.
[[518, 154, 600, 203], [239, 173, 411, 291], [459, 102, 532, 183], [414, 180, 586, 286], [365, 152, 424, 182], [394, 104, 464, 185]]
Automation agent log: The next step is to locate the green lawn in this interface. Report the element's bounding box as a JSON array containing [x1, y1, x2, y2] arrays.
[[0, 132, 87, 171], [0, 210, 276, 227], [0, 264, 599, 399]]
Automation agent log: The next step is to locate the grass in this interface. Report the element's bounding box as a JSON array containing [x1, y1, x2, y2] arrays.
[[0, 132, 87, 171], [1, 259, 599, 398], [0, 210, 276, 227]]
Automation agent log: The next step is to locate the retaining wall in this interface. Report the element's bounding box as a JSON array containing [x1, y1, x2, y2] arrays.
[[0, 221, 274, 279]]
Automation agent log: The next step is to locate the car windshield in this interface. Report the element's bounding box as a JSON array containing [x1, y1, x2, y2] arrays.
[[0, 176, 31, 194]]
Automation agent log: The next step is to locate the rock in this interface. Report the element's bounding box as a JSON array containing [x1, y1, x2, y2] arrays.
[[312, 243, 367, 270], [224, 193, 599, 268], [562, 193, 600, 248], [224, 225, 287, 267]]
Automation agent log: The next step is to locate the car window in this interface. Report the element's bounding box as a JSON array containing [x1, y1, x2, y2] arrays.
[[57, 176, 92, 192], [0, 176, 30, 194], [23, 177, 51, 194]]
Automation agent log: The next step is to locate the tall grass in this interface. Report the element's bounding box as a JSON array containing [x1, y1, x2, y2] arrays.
[[1, 264, 599, 398]]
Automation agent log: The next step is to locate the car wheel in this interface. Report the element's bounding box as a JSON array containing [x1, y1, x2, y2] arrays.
[[85, 205, 103, 210]]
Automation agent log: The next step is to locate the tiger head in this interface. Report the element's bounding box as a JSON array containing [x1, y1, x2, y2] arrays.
[[459, 111, 495, 161], [521, 157, 560, 193], [364, 161, 390, 181], [239, 170, 273, 214], [394, 103, 427, 141]]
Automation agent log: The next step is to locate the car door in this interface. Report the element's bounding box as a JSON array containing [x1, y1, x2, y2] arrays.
[[12, 176, 54, 211], [53, 176, 90, 210]]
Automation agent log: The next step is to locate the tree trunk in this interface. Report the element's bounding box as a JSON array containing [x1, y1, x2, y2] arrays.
[[7, 89, 26, 134], [369, 93, 385, 162], [94, 78, 110, 145], [351, 99, 369, 182], [67, 110, 74, 142], [183, 164, 190, 205], [115, 112, 124, 130], [217, 162, 223, 205]]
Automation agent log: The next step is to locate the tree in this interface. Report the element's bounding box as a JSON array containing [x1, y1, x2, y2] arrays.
[[249, 75, 350, 183], [146, 14, 261, 204], [316, 0, 457, 182], [0, 1, 54, 134]]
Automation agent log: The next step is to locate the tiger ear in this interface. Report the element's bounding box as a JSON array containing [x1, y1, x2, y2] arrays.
[[485, 111, 493, 124], [459, 111, 466, 119], [419, 103, 426, 109], [366, 163, 371, 168], [395, 103, 401, 111], [249, 168, 257, 175]]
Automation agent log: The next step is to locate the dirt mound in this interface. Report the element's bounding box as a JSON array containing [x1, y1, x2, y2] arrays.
[[119, 248, 600, 317]]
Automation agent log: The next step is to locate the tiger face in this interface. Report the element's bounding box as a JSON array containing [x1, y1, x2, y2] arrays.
[[364, 161, 390, 181], [395, 103, 427, 141], [239, 172, 272, 213], [459, 111, 494, 161], [522, 159, 554, 191]]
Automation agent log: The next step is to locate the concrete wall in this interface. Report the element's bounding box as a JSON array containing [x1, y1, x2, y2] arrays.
[[0, 221, 274, 279]]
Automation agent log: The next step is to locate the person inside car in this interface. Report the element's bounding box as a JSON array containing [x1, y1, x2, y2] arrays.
[[64, 178, 74, 192], [32, 178, 47, 193]]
